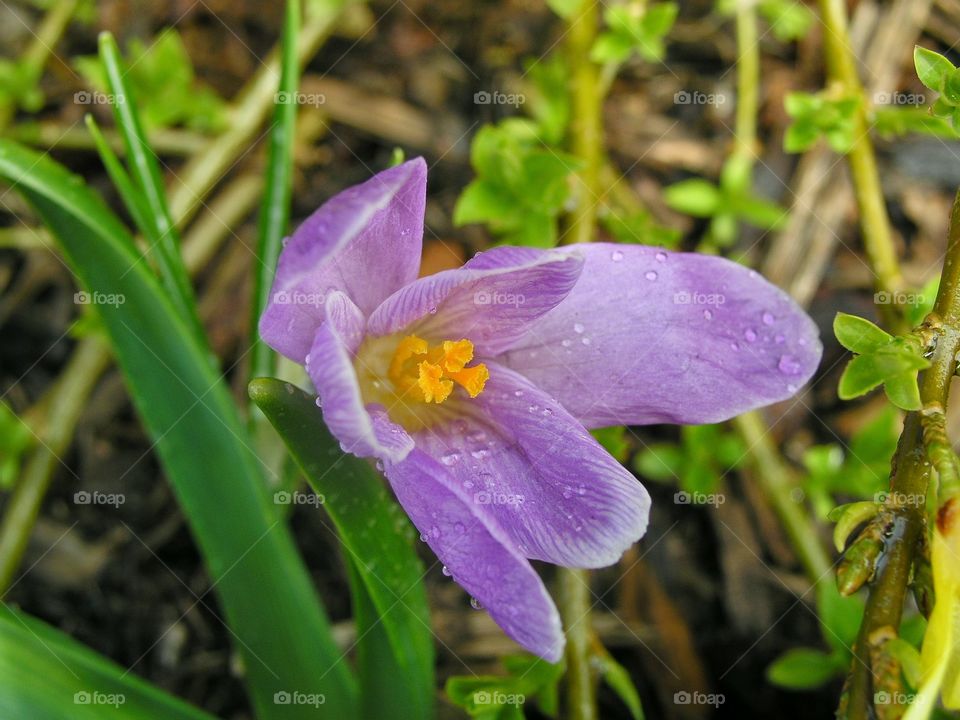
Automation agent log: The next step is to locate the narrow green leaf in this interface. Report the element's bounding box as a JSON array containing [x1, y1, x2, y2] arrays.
[[833, 312, 892, 353], [97, 32, 203, 344], [595, 650, 644, 719], [250, 0, 300, 381], [84, 114, 153, 244], [0, 606, 215, 720], [0, 139, 358, 719], [250, 378, 434, 720]]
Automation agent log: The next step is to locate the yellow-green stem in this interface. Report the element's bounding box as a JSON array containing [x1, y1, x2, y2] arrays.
[[818, 0, 904, 329]]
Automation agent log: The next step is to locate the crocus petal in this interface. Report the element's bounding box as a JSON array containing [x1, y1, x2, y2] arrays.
[[367, 246, 583, 356], [260, 158, 427, 362], [306, 291, 414, 462], [381, 439, 564, 661], [414, 363, 650, 568], [500, 243, 822, 427]]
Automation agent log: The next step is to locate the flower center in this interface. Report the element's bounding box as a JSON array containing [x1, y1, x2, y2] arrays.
[[387, 335, 489, 404]]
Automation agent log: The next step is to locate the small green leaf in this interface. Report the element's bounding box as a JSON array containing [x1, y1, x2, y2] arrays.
[[838, 354, 887, 399], [833, 312, 892, 353], [595, 651, 645, 719], [664, 179, 722, 216], [914, 47, 956, 93], [454, 179, 517, 225], [884, 371, 923, 411], [767, 648, 841, 689]]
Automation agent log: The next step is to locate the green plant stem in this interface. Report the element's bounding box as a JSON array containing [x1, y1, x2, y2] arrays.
[[0, 338, 111, 594], [817, 0, 904, 328], [564, 2, 603, 246], [560, 568, 597, 720], [558, 5, 605, 719], [734, 413, 833, 580], [732, 0, 758, 165], [845, 190, 960, 718]]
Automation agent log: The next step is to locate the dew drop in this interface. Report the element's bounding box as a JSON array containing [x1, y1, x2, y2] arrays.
[[441, 451, 462, 466], [463, 479, 474, 489], [470, 448, 490, 459], [762, 311, 775, 326], [799, 338, 807, 346], [573, 322, 585, 334], [730, 341, 740, 351], [375, 460, 384, 472], [577, 484, 586, 495], [611, 250, 624, 262], [787, 383, 798, 393], [778, 354, 802, 376], [562, 487, 574, 499], [427, 306, 438, 315], [703, 309, 713, 320], [470, 597, 484, 610], [513, 389, 524, 397], [419, 532, 428, 542], [315, 397, 323, 408], [430, 525, 441, 539], [645, 270, 658, 281], [561, 339, 572, 348], [441, 565, 451, 576], [655, 251, 667, 263], [542, 408, 553, 416], [581, 337, 591, 345], [453, 521, 465, 534], [744, 328, 758, 342]]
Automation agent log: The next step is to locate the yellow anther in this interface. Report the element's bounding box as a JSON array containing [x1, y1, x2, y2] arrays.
[[387, 334, 488, 404]]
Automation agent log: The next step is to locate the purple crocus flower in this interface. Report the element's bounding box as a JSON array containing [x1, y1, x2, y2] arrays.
[[259, 158, 822, 661]]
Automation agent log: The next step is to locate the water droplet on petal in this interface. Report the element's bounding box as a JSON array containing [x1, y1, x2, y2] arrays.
[[441, 451, 462, 466], [419, 532, 428, 542], [315, 397, 323, 407], [542, 408, 553, 416], [799, 338, 807, 346], [787, 383, 798, 393], [429, 525, 441, 539], [645, 271, 658, 281], [581, 337, 591, 345], [463, 479, 474, 489], [513, 389, 524, 397], [762, 311, 775, 326], [454, 521, 465, 534], [778, 354, 802, 376], [562, 487, 574, 499], [427, 306, 438, 315], [470, 448, 490, 459], [703, 309, 713, 320], [611, 250, 624, 262], [573, 322, 585, 334], [561, 339, 572, 348], [655, 251, 667, 263], [730, 341, 740, 351], [577, 484, 586, 495], [442, 565, 451, 576], [470, 597, 484, 610], [744, 328, 758, 342]]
